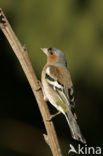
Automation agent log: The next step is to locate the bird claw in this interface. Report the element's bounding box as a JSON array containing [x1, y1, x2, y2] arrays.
[[35, 80, 42, 91]]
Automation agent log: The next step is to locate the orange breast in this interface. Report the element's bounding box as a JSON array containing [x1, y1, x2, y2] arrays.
[[47, 55, 58, 64]]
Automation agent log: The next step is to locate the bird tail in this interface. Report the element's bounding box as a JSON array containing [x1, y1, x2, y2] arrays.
[[65, 111, 86, 144]]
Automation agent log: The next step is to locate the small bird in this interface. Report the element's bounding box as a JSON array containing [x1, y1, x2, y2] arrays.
[[41, 47, 86, 144]]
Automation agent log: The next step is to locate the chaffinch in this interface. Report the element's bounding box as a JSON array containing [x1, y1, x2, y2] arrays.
[[41, 47, 86, 144]]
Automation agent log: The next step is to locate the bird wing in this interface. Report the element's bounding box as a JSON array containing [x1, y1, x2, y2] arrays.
[[45, 65, 76, 116]]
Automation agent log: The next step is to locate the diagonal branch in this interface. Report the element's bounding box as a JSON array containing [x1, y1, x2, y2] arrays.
[[0, 9, 62, 156]]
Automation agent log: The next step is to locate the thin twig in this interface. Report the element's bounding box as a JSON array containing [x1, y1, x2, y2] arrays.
[[0, 9, 63, 156]]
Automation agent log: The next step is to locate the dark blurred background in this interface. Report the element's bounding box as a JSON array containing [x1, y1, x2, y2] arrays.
[[0, 0, 103, 156]]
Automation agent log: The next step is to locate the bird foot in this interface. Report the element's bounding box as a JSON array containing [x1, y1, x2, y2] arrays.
[[47, 111, 61, 122], [35, 80, 42, 91]]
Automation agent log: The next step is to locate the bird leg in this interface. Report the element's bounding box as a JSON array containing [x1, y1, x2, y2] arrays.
[[47, 111, 61, 121]]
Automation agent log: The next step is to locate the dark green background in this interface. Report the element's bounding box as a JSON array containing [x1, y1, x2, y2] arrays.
[[0, 0, 103, 156]]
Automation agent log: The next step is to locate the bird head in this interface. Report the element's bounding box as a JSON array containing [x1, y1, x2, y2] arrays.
[[41, 48, 67, 67]]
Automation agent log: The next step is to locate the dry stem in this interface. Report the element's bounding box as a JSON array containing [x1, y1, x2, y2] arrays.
[[0, 9, 62, 156]]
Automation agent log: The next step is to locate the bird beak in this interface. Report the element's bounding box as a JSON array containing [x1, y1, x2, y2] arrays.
[[40, 48, 48, 55]]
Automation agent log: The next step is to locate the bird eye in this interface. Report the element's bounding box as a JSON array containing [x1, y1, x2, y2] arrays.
[[49, 51, 53, 55], [48, 48, 54, 55]]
